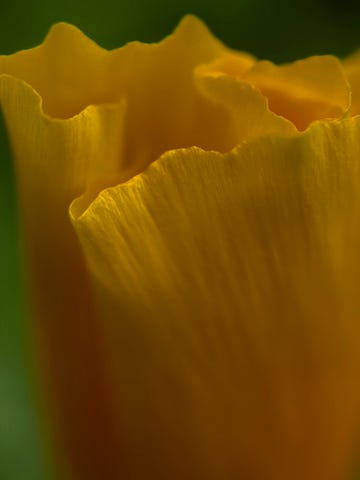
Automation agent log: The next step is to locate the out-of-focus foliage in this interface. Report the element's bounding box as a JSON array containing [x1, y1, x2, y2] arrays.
[[0, 1, 360, 479], [1, 0, 360, 60]]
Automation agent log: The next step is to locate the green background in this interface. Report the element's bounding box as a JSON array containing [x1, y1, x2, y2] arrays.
[[1, 1, 360, 479]]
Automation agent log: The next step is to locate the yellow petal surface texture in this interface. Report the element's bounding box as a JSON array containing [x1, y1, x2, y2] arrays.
[[343, 50, 360, 115], [1, 16, 252, 177], [0, 75, 126, 479], [195, 66, 297, 142], [2, 13, 360, 480], [73, 119, 360, 480], [0, 16, 237, 479], [242, 56, 351, 130]]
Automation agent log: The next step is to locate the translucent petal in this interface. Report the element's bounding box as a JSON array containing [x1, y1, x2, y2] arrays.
[[0, 16, 244, 176], [342, 50, 360, 115], [2, 14, 360, 480], [195, 66, 297, 142], [72, 118, 360, 480], [0, 16, 246, 479], [242, 56, 351, 130], [0, 74, 126, 479]]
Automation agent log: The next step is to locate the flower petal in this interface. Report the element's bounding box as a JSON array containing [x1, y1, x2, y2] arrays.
[[197, 50, 256, 77], [0, 22, 110, 118], [0, 75, 127, 479], [243, 56, 351, 130], [1, 17, 246, 175], [72, 118, 360, 479], [195, 66, 297, 142], [3, 15, 360, 480], [0, 17, 242, 477], [343, 50, 360, 115]]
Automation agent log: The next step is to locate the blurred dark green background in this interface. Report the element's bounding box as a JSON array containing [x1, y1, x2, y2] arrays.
[[1, 1, 360, 479]]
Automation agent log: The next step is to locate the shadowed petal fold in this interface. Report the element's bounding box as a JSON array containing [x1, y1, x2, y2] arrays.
[[243, 56, 351, 129]]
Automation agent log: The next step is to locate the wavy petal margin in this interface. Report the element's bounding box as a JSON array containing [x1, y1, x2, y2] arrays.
[[1, 14, 360, 480], [71, 119, 360, 479]]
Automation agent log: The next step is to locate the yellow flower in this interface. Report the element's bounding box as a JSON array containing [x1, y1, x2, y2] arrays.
[[1, 15, 360, 480]]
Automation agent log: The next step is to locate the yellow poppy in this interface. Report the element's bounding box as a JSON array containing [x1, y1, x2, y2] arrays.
[[1, 15, 360, 480]]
